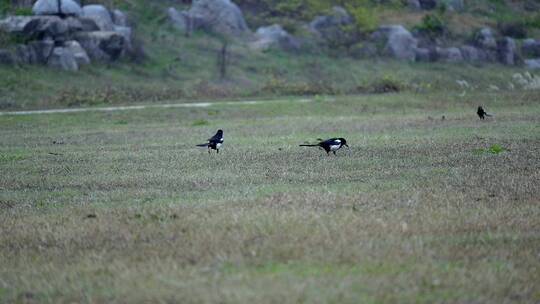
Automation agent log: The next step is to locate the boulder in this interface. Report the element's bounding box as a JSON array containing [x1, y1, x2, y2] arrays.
[[113, 25, 133, 53], [82, 4, 114, 31], [497, 37, 517, 65], [250, 24, 300, 51], [22, 16, 68, 40], [475, 27, 497, 50], [0, 50, 17, 65], [64, 40, 90, 65], [524, 59, 540, 69], [28, 38, 54, 64], [168, 7, 187, 31], [15, 44, 38, 64], [79, 17, 100, 31], [372, 25, 418, 61], [32, 0, 82, 17], [445, 0, 464, 11], [0, 16, 36, 33], [75, 31, 125, 61], [309, 6, 352, 35], [407, 0, 421, 10], [65, 16, 83, 32], [308, 6, 356, 46], [47, 46, 78, 71], [522, 39, 540, 58], [419, 0, 437, 9], [167, 7, 207, 33], [111, 9, 128, 26], [436, 47, 463, 63], [415, 47, 436, 62], [459, 45, 486, 63], [186, 0, 250, 36]]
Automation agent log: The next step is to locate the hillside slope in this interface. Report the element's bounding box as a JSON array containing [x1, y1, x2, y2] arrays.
[[0, 0, 538, 110]]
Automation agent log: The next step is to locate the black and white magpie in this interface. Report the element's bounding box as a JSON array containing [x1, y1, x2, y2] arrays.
[[196, 129, 224, 153], [477, 106, 492, 120], [299, 138, 349, 155]]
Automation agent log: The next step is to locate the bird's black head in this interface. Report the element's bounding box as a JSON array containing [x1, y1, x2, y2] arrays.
[[339, 138, 348, 147], [478, 106, 484, 111], [216, 129, 223, 136]]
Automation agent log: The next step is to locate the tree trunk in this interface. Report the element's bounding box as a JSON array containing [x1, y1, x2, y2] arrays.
[[218, 41, 228, 80], [57, 0, 63, 16]]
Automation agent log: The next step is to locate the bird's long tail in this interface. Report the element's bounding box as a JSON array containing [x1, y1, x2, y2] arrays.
[[485, 113, 492, 117], [196, 143, 209, 147], [299, 144, 319, 147]]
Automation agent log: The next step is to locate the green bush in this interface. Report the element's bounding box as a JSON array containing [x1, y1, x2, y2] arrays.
[[414, 13, 446, 37], [346, 4, 378, 33], [0, 0, 11, 16], [12, 6, 31, 16]]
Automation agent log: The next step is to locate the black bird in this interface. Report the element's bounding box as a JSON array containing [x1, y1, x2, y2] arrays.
[[477, 106, 492, 120], [299, 138, 349, 155], [197, 129, 224, 153]]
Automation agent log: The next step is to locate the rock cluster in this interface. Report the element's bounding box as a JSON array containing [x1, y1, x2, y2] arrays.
[[0, 0, 135, 70], [165, 1, 540, 68], [168, 0, 249, 37]]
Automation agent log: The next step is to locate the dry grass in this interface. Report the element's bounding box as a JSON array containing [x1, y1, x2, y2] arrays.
[[0, 91, 539, 303]]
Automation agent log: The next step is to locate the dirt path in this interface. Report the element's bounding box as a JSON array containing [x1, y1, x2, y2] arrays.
[[0, 98, 314, 116]]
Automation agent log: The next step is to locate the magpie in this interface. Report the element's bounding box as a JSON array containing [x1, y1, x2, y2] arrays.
[[299, 138, 349, 155], [196, 129, 224, 153], [477, 106, 492, 120]]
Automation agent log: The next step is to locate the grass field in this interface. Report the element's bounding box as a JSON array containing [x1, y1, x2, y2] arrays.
[[1, 91, 539, 303]]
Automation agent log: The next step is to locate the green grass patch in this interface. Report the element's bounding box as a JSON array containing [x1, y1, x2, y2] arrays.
[[473, 144, 509, 155]]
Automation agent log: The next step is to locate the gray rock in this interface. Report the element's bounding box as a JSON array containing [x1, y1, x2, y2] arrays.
[[415, 47, 435, 62], [250, 24, 300, 51], [22, 16, 69, 40], [309, 6, 352, 32], [0, 16, 36, 33], [436, 47, 463, 63], [0, 50, 17, 65], [309, 6, 353, 44], [65, 16, 83, 32], [459, 45, 487, 63], [32, 0, 82, 17], [372, 25, 418, 61], [64, 40, 90, 65], [79, 17, 100, 31], [111, 9, 128, 26], [167, 7, 207, 33], [28, 38, 54, 64], [168, 7, 187, 31], [524, 59, 540, 69], [497, 37, 517, 65], [75, 31, 125, 61], [475, 27, 497, 50], [446, 0, 465, 11], [82, 4, 114, 31], [47, 46, 78, 71], [407, 0, 421, 9], [419, 0, 437, 9], [522, 39, 540, 58], [15, 44, 38, 64], [186, 0, 250, 36], [114, 25, 133, 53]]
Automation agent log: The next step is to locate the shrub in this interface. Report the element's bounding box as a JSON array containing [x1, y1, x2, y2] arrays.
[[414, 13, 446, 38], [346, 3, 379, 33]]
